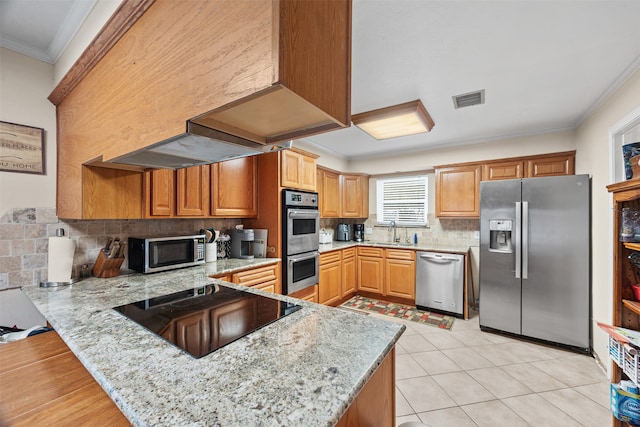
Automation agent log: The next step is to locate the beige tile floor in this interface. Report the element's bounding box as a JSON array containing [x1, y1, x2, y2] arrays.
[[372, 311, 610, 427]]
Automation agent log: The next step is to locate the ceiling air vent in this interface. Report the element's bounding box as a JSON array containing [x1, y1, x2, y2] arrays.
[[453, 90, 485, 109]]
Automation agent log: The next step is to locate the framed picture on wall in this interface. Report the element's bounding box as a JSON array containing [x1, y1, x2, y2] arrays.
[[0, 121, 45, 174]]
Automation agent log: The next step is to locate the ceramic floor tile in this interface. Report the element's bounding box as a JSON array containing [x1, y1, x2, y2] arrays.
[[540, 387, 611, 427], [396, 353, 428, 380], [441, 347, 494, 370], [471, 343, 526, 366], [421, 332, 466, 350], [461, 400, 529, 427], [494, 341, 557, 362], [500, 362, 568, 392], [479, 330, 519, 344], [432, 371, 496, 405], [417, 407, 478, 427], [573, 381, 610, 409], [398, 333, 437, 353], [411, 350, 463, 375], [450, 330, 495, 347], [532, 355, 606, 387], [396, 376, 457, 413], [467, 367, 533, 398], [502, 393, 583, 427], [395, 342, 408, 355], [395, 386, 415, 416]]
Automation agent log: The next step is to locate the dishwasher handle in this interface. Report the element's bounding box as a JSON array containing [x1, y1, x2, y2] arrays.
[[419, 254, 460, 262]]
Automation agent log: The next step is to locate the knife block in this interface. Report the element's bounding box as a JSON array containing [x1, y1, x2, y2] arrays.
[[92, 251, 125, 278]]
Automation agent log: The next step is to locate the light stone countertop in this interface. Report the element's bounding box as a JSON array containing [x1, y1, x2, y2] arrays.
[[319, 240, 470, 255], [21, 258, 405, 427]]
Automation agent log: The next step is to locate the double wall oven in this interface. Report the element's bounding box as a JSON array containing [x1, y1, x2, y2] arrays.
[[282, 189, 320, 295]]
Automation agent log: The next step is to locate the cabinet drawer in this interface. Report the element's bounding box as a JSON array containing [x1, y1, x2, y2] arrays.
[[232, 264, 278, 287], [342, 247, 356, 259], [358, 247, 384, 258], [252, 279, 278, 294], [320, 251, 342, 265], [385, 248, 415, 260]]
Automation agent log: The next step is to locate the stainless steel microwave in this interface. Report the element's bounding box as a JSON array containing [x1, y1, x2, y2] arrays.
[[128, 235, 206, 273]]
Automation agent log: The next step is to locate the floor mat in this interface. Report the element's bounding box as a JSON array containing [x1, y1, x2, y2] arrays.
[[340, 295, 455, 330]]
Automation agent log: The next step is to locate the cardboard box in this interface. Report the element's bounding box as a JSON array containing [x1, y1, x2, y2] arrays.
[[611, 383, 640, 425]]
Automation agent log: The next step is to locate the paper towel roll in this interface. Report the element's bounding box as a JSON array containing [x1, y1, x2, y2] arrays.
[[47, 236, 76, 283]]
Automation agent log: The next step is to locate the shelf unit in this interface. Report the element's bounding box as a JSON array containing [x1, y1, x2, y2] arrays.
[[607, 178, 640, 427]]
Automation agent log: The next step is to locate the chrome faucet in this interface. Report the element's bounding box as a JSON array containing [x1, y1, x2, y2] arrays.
[[388, 220, 398, 243]]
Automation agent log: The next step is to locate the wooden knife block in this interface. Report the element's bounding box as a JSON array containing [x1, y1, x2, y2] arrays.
[[92, 251, 124, 278]]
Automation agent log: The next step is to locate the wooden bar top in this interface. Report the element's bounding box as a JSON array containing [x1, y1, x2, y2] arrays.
[[0, 330, 129, 426]]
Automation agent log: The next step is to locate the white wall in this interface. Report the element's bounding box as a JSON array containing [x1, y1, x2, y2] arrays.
[[0, 48, 56, 215], [575, 67, 640, 371]]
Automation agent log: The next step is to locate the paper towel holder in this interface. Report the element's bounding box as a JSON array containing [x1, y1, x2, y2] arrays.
[[39, 228, 77, 288]]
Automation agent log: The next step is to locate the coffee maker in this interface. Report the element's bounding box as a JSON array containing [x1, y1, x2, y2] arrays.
[[353, 224, 365, 242], [230, 229, 255, 259]]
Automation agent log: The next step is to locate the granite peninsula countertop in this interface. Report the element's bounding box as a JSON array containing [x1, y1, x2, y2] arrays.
[[21, 258, 405, 427], [319, 240, 470, 254]]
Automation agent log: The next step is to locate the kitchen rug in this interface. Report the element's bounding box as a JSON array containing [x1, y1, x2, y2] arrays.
[[340, 295, 455, 330]]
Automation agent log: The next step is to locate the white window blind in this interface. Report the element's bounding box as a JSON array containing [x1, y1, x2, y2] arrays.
[[376, 175, 428, 226]]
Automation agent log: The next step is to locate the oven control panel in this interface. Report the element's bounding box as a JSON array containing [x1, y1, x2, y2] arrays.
[[283, 189, 318, 208]]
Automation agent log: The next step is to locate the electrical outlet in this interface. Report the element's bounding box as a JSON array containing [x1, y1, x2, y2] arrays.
[[473, 231, 480, 239]]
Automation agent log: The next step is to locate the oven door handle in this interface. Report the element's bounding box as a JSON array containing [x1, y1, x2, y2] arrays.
[[288, 251, 320, 264], [288, 209, 320, 219]]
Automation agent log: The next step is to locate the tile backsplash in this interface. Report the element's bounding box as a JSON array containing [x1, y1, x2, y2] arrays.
[[0, 207, 241, 289], [320, 214, 479, 248]]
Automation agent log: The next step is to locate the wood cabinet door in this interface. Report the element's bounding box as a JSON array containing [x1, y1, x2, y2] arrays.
[[319, 168, 341, 217], [482, 160, 524, 181], [319, 260, 342, 305], [357, 256, 384, 294], [281, 150, 302, 189], [341, 174, 367, 218], [300, 154, 317, 191], [385, 258, 416, 299], [526, 154, 575, 178], [175, 310, 210, 357], [289, 284, 318, 303], [342, 253, 357, 296], [211, 157, 257, 217], [146, 169, 175, 217], [176, 165, 210, 216], [435, 165, 481, 218]]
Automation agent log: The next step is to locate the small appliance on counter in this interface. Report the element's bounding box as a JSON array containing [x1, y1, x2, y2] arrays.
[[319, 229, 333, 244], [336, 223, 351, 241], [230, 228, 255, 259], [353, 224, 365, 242], [252, 229, 268, 258], [128, 235, 206, 273]]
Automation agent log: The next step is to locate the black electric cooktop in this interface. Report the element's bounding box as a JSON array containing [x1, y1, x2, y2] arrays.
[[114, 284, 302, 358]]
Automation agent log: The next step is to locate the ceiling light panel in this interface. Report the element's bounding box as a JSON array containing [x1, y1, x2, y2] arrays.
[[352, 100, 435, 140]]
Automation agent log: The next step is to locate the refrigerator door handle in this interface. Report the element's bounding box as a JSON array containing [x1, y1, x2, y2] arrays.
[[522, 201, 529, 279], [515, 202, 521, 279]]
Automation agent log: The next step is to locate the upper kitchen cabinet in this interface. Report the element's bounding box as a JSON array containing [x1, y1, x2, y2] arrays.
[[280, 149, 318, 192], [211, 157, 257, 217], [318, 168, 341, 217], [525, 152, 575, 178], [435, 165, 482, 218], [341, 174, 369, 218], [435, 151, 575, 218], [317, 167, 369, 218], [51, 0, 352, 219]]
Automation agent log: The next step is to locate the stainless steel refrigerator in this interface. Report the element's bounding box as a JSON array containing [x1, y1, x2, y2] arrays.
[[479, 174, 590, 351]]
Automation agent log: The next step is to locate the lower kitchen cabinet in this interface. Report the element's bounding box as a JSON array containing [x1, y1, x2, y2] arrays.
[[319, 251, 343, 305], [289, 284, 319, 303], [357, 247, 385, 294], [385, 249, 416, 300], [336, 348, 395, 427], [231, 263, 281, 295], [342, 248, 357, 296]]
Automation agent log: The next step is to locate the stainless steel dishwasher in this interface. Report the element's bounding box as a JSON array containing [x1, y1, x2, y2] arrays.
[[416, 252, 464, 316]]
